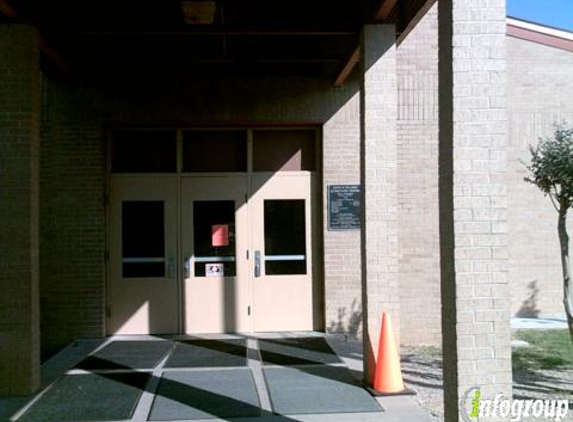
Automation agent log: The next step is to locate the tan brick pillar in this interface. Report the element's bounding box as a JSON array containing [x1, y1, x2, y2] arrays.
[[438, 1, 512, 420], [0, 24, 41, 396], [360, 24, 399, 385]]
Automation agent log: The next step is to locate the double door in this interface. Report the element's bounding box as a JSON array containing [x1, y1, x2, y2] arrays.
[[107, 173, 317, 334]]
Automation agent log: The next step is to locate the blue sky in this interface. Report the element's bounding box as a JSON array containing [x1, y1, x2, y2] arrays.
[[507, 0, 573, 31]]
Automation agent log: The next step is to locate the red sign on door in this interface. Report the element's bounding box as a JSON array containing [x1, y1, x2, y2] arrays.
[[211, 224, 229, 247]]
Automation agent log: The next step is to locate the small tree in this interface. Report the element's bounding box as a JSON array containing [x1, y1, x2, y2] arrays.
[[525, 123, 573, 344]]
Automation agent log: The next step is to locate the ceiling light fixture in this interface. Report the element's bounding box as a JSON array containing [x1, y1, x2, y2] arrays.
[[181, 1, 217, 25]]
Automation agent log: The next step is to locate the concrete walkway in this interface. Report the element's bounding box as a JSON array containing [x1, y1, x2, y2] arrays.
[[0, 333, 434, 422], [511, 315, 568, 330]]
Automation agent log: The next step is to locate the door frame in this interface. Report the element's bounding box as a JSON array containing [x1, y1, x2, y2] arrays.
[[105, 126, 325, 334]]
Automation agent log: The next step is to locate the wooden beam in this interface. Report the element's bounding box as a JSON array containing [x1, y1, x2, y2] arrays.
[[79, 28, 358, 36], [128, 58, 341, 64], [333, 0, 398, 87], [374, 0, 399, 21], [39, 39, 73, 76], [334, 47, 359, 87], [0, 0, 73, 76], [0, 0, 17, 18]]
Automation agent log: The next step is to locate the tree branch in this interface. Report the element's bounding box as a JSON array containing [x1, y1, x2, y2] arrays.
[[549, 193, 560, 212]]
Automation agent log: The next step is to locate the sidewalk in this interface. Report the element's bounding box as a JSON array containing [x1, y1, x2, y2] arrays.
[[511, 315, 568, 330]]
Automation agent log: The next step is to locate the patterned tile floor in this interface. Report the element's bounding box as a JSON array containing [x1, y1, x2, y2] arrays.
[[1, 333, 433, 422]]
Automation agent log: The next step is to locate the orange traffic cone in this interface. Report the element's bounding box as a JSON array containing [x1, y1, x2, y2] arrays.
[[368, 312, 415, 396]]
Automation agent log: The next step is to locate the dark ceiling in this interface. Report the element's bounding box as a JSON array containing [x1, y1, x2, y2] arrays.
[[2, 0, 430, 85]]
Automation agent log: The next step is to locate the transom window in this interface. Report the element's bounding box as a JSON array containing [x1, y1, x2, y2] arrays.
[[111, 128, 318, 174]]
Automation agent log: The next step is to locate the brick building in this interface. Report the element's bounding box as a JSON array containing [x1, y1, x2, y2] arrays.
[[1, 0, 572, 419]]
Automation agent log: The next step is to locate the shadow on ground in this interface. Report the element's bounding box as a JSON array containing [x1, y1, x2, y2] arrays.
[[400, 346, 573, 421]]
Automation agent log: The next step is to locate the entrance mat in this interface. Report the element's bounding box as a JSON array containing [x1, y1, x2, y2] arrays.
[[76, 340, 173, 370], [148, 369, 262, 420], [164, 339, 247, 368], [258, 337, 342, 366], [264, 366, 382, 415], [18, 372, 150, 422]]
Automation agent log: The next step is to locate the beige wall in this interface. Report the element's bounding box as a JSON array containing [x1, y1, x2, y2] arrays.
[[395, 6, 573, 346], [360, 25, 400, 377], [323, 91, 363, 337], [396, 3, 442, 346], [438, 0, 512, 413], [507, 36, 573, 317]]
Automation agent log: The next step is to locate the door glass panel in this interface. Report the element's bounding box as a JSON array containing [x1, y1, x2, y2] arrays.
[[253, 130, 316, 172], [112, 130, 177, 173], [183, 131, 247, 172], [122, 201, 165, 277], [264, 200, 306, 275], [193, 201, 236, 277]]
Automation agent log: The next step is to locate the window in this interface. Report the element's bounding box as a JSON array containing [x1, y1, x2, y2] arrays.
[[193, 201, 236, 277], [183, 131, 247, 172], [112, 130, 177, 173], [264, 200, 307, 275], [253, 130, 316, 172], [122, 201, 165, 277]]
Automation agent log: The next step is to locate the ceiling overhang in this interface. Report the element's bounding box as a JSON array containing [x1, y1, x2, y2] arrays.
[[0, 0, 432, 86]]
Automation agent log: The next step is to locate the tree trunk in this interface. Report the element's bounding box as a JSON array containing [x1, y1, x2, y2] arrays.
[[557, 206, 573, 345]]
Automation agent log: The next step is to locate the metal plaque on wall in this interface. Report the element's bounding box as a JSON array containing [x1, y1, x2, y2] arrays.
[[328, 185, 361, 230]]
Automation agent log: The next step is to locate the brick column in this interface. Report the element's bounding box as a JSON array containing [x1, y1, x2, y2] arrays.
[[0, 24, 41, 396], [438, 1, 512, 420], [360, 24, 399, 384]]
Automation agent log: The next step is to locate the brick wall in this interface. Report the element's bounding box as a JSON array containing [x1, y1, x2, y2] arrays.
[[0, 24, 41, 395], [323, 89, 363, 337], [438, 0, 512, 415], [397, 2, 442, 346], [394, 6, 573, 347], [360, 25, 400, 378], [507, 36, 573, 318], [39, 79, 107, 358]]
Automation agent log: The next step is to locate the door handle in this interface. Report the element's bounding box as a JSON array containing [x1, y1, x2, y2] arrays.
[[254, 250, 261, 278], [184, 255, 191, 279]]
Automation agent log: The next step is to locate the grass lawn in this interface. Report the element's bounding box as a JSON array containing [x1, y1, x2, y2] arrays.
[[403, 330, 573, 371], [513, 329, 573, 371], [407, 345, 442, 359]]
